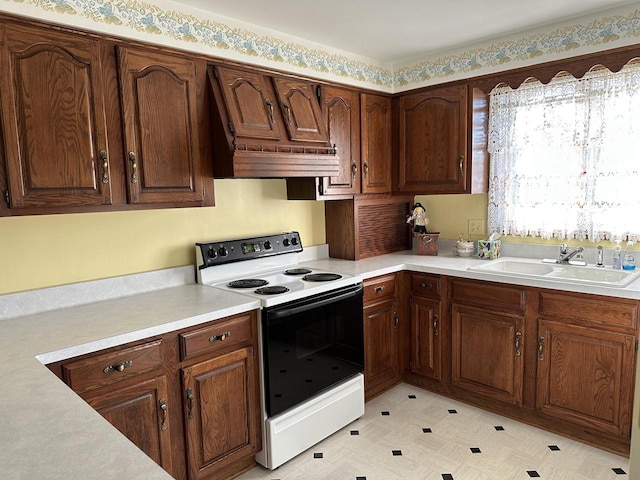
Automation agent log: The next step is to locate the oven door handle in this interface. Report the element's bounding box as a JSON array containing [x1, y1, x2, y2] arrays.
[[266, 284, 363, 321]]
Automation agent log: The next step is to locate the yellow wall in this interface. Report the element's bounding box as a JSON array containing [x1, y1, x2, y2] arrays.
[[0, 179, 325, 295], [418, 193, 625, 249], [416, 193, 488, 241]]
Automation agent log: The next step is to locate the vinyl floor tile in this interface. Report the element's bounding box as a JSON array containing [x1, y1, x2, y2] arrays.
[[236, 383, 629, 479]]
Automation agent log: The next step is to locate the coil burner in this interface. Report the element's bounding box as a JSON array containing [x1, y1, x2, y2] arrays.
[[303, 273, 343, 282]]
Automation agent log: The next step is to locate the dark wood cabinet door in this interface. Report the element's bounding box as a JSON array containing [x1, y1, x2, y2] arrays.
[[117, 46, 206, 204], [361, 94, 392, 193], [410, 296, 442, 381], [182, 346, 260, 480], [82, 375, 174, 475], [363, 298, 399, 398], [272, 77, 328, 143], [214, 65, 281, 140], [318, 86, 361, 196], [536, 319, 635, 438], [0, 23, 113, 208], [397, 85, 468, 194], [451, 303, 524, 406]]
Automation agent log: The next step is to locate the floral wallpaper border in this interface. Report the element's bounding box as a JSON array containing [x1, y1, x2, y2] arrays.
[[1, 0, 640, 91], [395, 8, 640, 88]]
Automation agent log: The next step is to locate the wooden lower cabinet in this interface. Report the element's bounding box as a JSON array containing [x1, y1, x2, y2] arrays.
[[402, 277, 639, 455], [81, 375, 174, 473], [52, 311, 261, 480], [182, 346, 260, 480], [535, 290, 639, 442], [363, 274, 400, 399], [409, 273, 443, 382], [449, 279, 526, 407], [451, 304, 524, 406], [536, 319, 635, 438], [411, 296, 442, 381]]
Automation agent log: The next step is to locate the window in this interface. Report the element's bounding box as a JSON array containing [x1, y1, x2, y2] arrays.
[[487, 61, 640, 242]]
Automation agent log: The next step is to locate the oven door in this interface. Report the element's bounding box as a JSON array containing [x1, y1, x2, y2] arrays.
[[261, 283, 364, 417]]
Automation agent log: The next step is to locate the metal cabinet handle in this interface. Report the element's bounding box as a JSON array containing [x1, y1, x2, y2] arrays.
[[433, 314, 439, 336], [186, 388, 195, 419], [538, 336, 545, 360], [419, 282, 432, 289], [265, 99, 275, 124], [99, 150, 109, 184], [374, 285, 385, 293], [393, 311, 398, 330], [351, 162, 358, 180], [209, 331, 231, 343], [459, 156, 464, 175], [159, 398, 167, 431], [515, 332, 522, 357], [128, 151, 137, 184], [363, 161, 369, 177], [282, 102, 291, 124], [103, 360, 133, 374]]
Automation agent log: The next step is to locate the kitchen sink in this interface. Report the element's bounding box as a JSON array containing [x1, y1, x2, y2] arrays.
[[468, 258, 640, 288]]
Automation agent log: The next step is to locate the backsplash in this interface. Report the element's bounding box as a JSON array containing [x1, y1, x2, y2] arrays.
[[0, 245, 328, 321]]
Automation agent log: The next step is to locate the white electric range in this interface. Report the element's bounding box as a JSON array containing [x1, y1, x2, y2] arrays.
[[195, 232, 365, 470]]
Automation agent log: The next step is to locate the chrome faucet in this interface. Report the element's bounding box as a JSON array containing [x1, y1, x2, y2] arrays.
[[557, 244, 584, 263]]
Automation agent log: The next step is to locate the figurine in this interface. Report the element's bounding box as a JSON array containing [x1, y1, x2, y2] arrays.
[[407, 202, 429, 234]]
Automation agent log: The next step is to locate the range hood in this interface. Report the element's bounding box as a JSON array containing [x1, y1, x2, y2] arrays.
[[207, 64, 339, 178]]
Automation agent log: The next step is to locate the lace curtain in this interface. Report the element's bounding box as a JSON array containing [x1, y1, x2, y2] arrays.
[[487, 62, 640, 242]]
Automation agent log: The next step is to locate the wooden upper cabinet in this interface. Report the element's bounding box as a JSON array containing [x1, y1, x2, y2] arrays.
[[396, 85, 469, 194], [319, 85, 361, 196], [117, 46, 207, 204], [0, 23, 114, 209], [214, 65, 281, 140], [272, 77, 327, 143], [361, 93, 392, 194]]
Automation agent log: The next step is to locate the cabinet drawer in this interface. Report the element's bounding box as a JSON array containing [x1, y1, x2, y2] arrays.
[[363, 274, 396, 303], [451, 279, 525, 313], [539, 292, 639, 329], [410, 273, 441, 299], [180, 312, 255, 362], [62, 340, 162, 394]]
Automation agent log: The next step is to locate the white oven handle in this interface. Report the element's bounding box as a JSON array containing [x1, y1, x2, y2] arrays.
[[266, 284, 363, 321]]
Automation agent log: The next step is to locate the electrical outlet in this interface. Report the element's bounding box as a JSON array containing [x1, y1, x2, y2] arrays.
[[468, 219, 485, 237]]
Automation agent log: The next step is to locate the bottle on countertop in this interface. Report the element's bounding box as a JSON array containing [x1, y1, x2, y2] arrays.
[[613, 240, 622, 269], [623, 240, 636, 271]]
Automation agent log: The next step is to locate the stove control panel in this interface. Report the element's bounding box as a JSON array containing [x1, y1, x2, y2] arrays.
[[196, 231, 303, 269]]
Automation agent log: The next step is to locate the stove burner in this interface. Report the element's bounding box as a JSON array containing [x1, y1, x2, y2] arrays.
[[228, 279, 268, 288], [284, 268, 312, 275], [255, 286, 290, 295], [302, 273, 343, 282]]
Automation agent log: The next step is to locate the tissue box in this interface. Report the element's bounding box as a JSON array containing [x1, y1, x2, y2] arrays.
[[478, 240, 501, 260]]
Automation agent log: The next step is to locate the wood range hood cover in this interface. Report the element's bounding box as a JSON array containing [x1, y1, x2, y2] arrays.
[[207, 63, 339, 178]]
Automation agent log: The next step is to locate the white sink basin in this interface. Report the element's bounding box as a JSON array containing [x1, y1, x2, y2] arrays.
[[470, 260, 556, 276], [468, 259, 640, 288]]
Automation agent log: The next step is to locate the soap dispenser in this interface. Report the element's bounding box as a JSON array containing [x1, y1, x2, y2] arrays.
[[623, 241, 636, 271], [613, 241, 622, 269]]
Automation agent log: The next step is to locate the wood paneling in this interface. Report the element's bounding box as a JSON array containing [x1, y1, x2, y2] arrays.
[[325, 195, 412, 260]]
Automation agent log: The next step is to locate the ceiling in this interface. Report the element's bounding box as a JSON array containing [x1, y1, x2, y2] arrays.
[[172, 0, 638, 64]]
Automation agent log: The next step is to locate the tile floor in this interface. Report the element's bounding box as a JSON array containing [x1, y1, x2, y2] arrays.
[[237, 383, 630, 480]]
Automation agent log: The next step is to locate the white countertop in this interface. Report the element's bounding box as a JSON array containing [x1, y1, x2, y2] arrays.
[[304, 250, 640, 300], [0, 285, 260, 480], [3, 249, 640, 479]]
